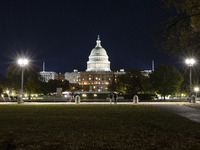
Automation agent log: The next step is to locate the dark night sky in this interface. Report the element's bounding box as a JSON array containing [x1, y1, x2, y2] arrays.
[[0, 0, 176, 75]]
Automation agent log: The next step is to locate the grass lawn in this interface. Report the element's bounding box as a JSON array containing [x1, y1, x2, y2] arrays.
[[0, 104, 200, 150]]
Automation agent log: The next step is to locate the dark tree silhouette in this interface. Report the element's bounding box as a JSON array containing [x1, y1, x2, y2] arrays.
[[154, 0, 200, 59], [150, 65, 183, 100]]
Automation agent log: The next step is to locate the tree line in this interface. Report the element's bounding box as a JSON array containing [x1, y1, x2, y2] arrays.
[[0, 61, 198, 100], [108, 65, 198, 100], [0, 62, 70, 98]]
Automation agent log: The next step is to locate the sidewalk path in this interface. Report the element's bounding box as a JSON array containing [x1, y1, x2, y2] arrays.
[[154, 104, 200, 123]]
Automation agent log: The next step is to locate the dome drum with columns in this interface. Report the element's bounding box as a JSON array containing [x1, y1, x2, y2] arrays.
[[86, 36, 111, 72]]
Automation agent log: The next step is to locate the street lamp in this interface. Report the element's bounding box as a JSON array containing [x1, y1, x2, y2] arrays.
[[6, 90, 9, 95], [194, 87, 199, 98], [6, 90, 10, 101], [185, 58, 195, 100], [18, 58, 29, 104]]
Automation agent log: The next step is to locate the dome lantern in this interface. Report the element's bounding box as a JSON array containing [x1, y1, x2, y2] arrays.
[[96, 35, 102, 47]]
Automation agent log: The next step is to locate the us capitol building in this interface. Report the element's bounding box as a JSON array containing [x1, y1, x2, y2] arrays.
[[40, 36, 125, 92]]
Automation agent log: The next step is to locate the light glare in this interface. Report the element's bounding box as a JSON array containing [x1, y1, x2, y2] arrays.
[[18, 58, 29, 67], [194, 87, 199, 92], [185, 58, 195, 66]]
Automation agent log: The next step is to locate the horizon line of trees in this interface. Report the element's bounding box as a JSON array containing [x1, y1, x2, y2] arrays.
[[0, 62, 70, 98], [0, 61, 199, 100], [108, 65, 199, 100]]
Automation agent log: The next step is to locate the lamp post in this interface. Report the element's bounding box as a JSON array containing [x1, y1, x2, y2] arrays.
[[17, 58, 29, 104], [185, 58, 195, 100]]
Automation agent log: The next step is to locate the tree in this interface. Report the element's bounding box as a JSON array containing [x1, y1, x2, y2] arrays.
[[141, 77, 155, 94], [24, 66, 43, 97], [45, 79, 59, 94], [44, 79, 70, 94], [109, 70, 144, 94], [24, 77, 43, 98], [6, 62, 21, 90], [115, 74, 128, 93], [40, 81, 49, 95], [61, 80, 70, 91], [0, 74, 6, 95], [150, 65, 183, 100], [125, 70, 143, 94], [154, 0, 200, 58]]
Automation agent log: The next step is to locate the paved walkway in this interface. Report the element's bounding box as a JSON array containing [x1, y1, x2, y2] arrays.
[[154, 104, 200, 123], [0, 101, 196, 105]]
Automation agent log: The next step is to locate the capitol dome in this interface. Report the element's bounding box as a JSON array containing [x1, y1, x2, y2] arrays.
[[86, 36, 111, 72]]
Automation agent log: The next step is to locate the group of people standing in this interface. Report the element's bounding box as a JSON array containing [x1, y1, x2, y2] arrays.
[[109, 92, 118, 104]]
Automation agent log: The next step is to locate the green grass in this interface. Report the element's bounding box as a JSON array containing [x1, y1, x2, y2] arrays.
[[0, 104, 200, 150]]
